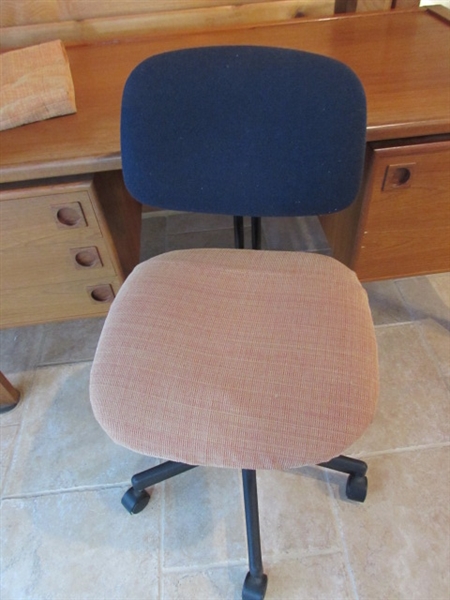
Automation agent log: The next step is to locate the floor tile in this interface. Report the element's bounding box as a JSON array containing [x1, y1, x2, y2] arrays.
[[416, 318, 450, 378], [262, 216, 329, 252], [162, 551, 355, 600], [4, 363, 156, 496], [263, 552, 355, 600], [396, 274, 450, 325], [428, 272, 450, 307], [166, 228, 237, 251], [166, 212, 233, 235], [39, 317, 105, 366], [363, 279, 411, 325], [162, 565, 246, 600], [163, 467, 246, 569], [0, 486, 161, 600], [258, 468, 341, 559], [332, 447, 450, 600], [140, 214, 167, 261], [0, 324, 44, 373], [347, 375, 450, 456], [0, 425, 19, 496], [375, 323, 441, 388]]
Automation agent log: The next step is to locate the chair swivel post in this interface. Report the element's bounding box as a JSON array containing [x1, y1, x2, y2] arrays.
[[251, 217, 262, 250], [242, 469, 268, 600], [234, 216, 245, 249]]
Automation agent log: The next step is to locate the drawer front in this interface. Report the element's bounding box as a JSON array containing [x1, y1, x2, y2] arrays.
[[2, 235, 117, 289], [0, 278, 121, 328], [0, 191, 100, 245], [354, 140, 450, 280], [0, 178, 125, 328]]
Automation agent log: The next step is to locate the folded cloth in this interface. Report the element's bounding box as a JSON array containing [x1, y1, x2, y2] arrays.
[[0, 39, 76, 131]]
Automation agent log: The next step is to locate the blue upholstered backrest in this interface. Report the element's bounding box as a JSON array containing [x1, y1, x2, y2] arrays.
[[121, 46, 366, 217]]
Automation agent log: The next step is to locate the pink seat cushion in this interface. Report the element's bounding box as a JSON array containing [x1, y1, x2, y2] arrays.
[[90, 248, 378, 470]]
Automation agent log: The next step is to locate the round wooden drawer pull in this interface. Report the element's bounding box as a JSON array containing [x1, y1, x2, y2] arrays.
[[52, 202, 87, 228], [88, 284, 115, 303], [382, 163, 416, 191], [76, 250, 97, 267], [57, 207, 81, 226], [72, 246, 102, 269]]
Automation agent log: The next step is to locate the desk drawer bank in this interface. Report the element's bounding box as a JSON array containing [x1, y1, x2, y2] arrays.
[[320, 135, 450, 281], [0, 172, 141, 328]]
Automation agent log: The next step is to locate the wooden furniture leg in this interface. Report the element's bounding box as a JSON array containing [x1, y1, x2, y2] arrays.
[[0, 371, 20, 408]]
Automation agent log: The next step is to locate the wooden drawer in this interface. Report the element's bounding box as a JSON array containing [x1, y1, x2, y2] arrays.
[[0, 174, 141, 327], [320, 136, 450, 281], [1, 279, 122, 325], [354, 139, 450, 280]]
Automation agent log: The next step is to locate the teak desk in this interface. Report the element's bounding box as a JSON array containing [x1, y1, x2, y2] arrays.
[[1, 7, 449, 329]]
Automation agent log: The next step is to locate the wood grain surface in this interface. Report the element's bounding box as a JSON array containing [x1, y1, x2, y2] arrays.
[[0, 9, 448, 183]]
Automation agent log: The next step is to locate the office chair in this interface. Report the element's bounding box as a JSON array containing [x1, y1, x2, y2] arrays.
[[90, 46, 378, 600]]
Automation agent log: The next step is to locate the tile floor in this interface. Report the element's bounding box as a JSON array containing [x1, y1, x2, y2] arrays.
[[1, 213, 449, 600]]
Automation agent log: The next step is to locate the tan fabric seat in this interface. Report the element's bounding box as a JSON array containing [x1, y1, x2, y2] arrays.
[[90, 248, 378, 470]]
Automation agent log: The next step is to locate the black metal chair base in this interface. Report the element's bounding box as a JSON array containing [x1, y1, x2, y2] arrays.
[[242, 571, 268, 600], [319, 454, 368, 502], [121, 454, 368, 598]]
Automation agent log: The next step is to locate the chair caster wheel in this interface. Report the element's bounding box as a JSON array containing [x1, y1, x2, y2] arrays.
[[121, 487, 151, 514], [242, 571, 268, 600], [346, 474, 367, 503]]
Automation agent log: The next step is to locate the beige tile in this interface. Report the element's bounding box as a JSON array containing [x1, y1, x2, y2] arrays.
[[396, 274, 450, 323], [4, 363, 156, 496], [0, 324, 44, 373], [258, 468, 341, 559], [167, 228, 237, 251], [162, 552, 354, 600], [140, 214, 167, 261], [163, 467, 340, 572], [363, 279, 411, 325], [262, 216, 329, 252], [163, 467, 246, 568], [375, 323, 441, 388], [263, 552, 355, 600], [332, 448, 450, 600], [39, 317, 105, 365], [417, 318, 450, 378], [428, 272, 450, 308], [162, 565, 246, 600], [0, 425, 18, 496], [166, 212, 233, 235], [346, 376, 450, 456], [0, 486, 161, 600]]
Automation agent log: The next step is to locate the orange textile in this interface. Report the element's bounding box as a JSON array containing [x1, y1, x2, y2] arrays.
[[0, 40, 76, 131], [90, 248, 378, 470]]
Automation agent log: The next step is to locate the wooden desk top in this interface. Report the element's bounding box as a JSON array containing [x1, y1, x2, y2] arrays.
[[1, 8, 449, 184]]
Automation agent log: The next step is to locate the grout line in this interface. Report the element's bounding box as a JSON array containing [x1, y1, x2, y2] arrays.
[[347, 441, 450, 460], [373, 320, 417, 329], [326, 472, 360, 600], [161, 558, 249, 575], [414, 319, 450, 382], [36, 358, 94, 369], [159, 480, 166, 599], [1, 481, 131, 502]]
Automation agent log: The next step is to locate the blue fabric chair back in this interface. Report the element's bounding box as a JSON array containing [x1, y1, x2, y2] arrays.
[[121, 46, 366, 217]]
